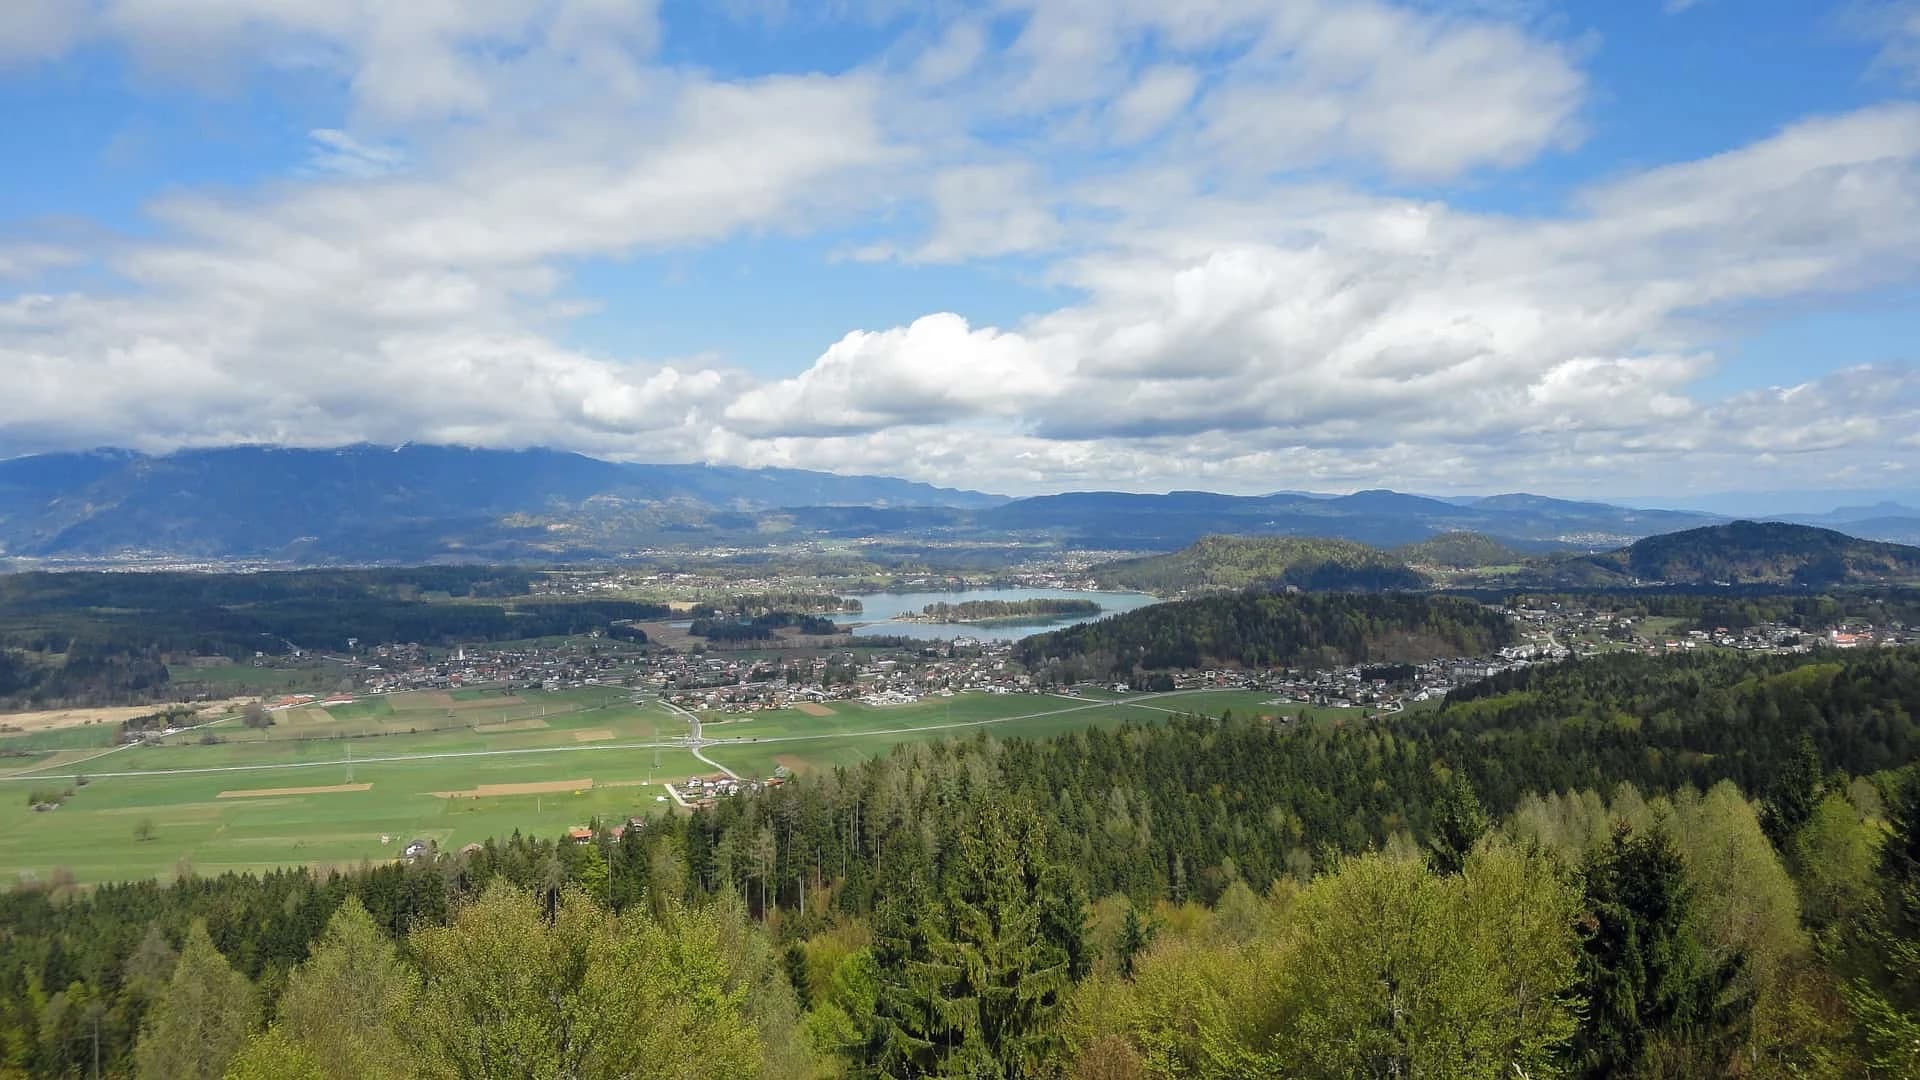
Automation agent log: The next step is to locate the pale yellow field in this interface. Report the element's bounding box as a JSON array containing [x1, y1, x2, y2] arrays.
[[0, 698, 247, 734], [433, 778, 593, 798], [217, 783, 374, 799]]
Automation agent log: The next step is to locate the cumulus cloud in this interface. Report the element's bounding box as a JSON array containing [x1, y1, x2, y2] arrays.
[[0, 0, 1916, 498]]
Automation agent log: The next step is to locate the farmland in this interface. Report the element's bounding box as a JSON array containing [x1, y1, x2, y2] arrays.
[[0, 681, 1372, 885]]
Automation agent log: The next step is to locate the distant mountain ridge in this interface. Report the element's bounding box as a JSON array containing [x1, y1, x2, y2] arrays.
[[0, 445, 1004, 560], [3, 444, 1917, 564]]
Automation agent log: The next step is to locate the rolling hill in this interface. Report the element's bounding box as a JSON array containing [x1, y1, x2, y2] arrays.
[[1091, 535, 1429, 593], [1573, 521, 1920, 586], [1392, 531, 1527, 569]]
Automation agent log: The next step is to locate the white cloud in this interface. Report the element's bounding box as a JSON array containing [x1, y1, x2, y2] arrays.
[[0, 244, 81, 280], [1851, 1, 1920, 84], [1, 1, 1918, 499], [1109, 65, 1199, 144], [0, 0, 87, 64], [89, 0, 660, 122], [305, 129, 407, 177]]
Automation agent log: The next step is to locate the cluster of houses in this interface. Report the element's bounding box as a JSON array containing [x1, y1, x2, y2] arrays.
[[666, 774, 787, 809], [1507, 602, 1911, 657]]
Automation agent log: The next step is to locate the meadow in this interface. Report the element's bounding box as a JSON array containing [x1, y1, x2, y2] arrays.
[[695, 688, 1359, 778], [0, 687, 693, 884], [0, 683, 1380, 885]]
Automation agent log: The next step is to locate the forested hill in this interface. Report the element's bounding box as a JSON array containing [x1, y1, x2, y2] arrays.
[[1013, 591, 1514, 675], [1576, 520, 1920, 585], [1392, 530, 1526, 568], [9, 646, 1920, 1075], [1091, 534, 1429, 593]]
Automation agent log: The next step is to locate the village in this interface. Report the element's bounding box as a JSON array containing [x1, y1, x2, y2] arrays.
[[230, 595, 1919, 736]]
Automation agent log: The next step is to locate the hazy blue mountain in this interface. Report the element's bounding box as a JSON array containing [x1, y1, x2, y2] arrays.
[[0, 445, 1004, 560], [5, 444, 1884, 566]]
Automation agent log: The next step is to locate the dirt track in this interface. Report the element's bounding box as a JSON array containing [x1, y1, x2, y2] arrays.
[[218, 783, 372, 798]]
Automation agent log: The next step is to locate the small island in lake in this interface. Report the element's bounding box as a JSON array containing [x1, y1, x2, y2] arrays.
[[909, 598, 1104, 626]]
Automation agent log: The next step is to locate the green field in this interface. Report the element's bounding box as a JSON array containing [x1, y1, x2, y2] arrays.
[[695, 688, 1357, 778], [0, 684, 1394, 885]]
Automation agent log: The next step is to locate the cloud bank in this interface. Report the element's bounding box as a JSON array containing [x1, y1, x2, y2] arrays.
[[1, 0, 1916, 497]]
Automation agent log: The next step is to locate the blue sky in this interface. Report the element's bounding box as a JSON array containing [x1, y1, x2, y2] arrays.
[[2, 0, 1919, 500]]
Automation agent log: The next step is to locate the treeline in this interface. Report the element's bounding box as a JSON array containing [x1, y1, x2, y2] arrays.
[[690, 612, 843, 641], [7, 645, 1920, 1075], [687, 593, 862, 617], [0, 569, 671, 709], [1015, 591, 1514, 678], [918, 598, 1101, 621]]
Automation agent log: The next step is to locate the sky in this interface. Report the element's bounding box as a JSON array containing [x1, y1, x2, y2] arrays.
[[3, 1, 1920, 500]]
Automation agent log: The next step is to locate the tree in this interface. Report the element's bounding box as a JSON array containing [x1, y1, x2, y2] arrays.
[[1116, 904, 1156, 979], [408, 881, 762, 1079], [1276, 845, 1582, 1079], [133, 922, 256, 1080], [872, 798, 1084, 1077], [1572, 821, 1743, 1078], [1428, 772, 1490, 876], [1761, 735, 1822, 850], [576, 841, 611, 907], [271, 897, 418, 1079], [1845, 768, 1920, 1075], [241, 702, 273, 730], [224, 1030, 325, 1080], [133, 818, 155, 843]]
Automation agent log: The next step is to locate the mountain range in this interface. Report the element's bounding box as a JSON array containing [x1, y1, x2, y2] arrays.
[[2, 444, 1920, 563]]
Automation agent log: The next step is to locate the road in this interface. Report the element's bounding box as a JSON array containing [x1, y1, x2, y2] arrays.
[[656, 696, 741, 780], [0, 688, 1248, 784]]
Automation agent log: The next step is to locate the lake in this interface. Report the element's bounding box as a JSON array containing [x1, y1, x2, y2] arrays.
[[837, 587, 1160, 642]]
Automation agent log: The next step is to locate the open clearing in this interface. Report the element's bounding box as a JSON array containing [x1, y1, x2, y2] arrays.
[[434, 778, 593, 799], [218, 783, 373, 799], [475, 717, 549, 733], [795, 702, 836, 716], [0, 699, 245, 734]]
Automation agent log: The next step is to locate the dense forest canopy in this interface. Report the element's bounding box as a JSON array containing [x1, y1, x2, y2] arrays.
[[6, 643, 1920, 1075], [689, 611, 842, 641], [1581, 521, 1920, 586], [1014, 591, 1515, 677], [916, 598, 1101, 622]]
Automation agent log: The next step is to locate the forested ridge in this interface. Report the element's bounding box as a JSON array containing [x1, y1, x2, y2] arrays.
[[1014, 591, 1515, 677], [1583, 521, 1920, 586], [7, 645, 1920, 1075], [0, 569, 669, 710], [1092, 534, 1428, 593]]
